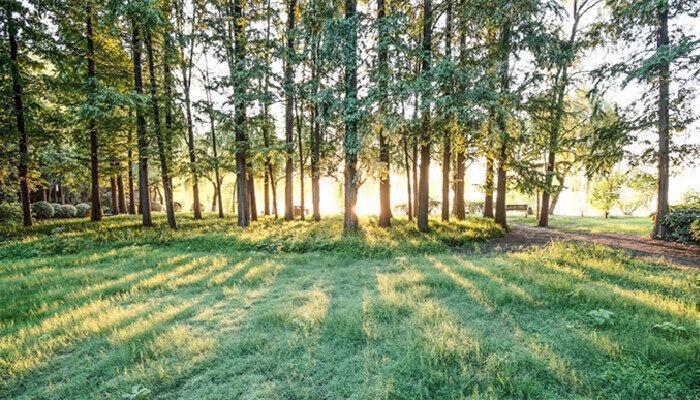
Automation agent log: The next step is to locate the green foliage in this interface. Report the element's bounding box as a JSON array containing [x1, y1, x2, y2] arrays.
[[51, 203, 62, 215], [31, 201, 54, 219], [690, 220, 700, 243], [122, 385, 151, 399], [588, 309, 614, 326], [75, 203, 91, 218], [589, 174, 624, 216], [661, 206, 700, 244], [681, 189, 700, 208], [617, 172, 656, 215], [0, 202, 22, 225], [55, 204, 77, 218]]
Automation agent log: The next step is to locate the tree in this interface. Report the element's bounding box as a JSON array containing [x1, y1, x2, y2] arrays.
[[284, 0, 296, 221], [416, 0, 433, 233], [3, 1, 32, 226], [589, 173, 623, 218], [600, 0, 699, 239], [343, 0, 360, 232], [131, 18, 152, 226]]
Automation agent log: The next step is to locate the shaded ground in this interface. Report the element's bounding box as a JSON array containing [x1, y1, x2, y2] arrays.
[[494, 223, 700, 268]]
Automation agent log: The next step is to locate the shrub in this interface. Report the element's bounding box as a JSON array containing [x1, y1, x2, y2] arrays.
[[0, 202, 22, 224], [32, 201, 54, 219], [189, 203, 203, 213], [51, 203, 62, 216], [102, 206, 112, 215], [661, 206, 700, 244], [55, 204, 77, 218], [465, 201, 485, 215], [75, 203, 91, 218], [689, 219, 700, 243], [151, 202, 163, 212], [174, 202, 182, 212]]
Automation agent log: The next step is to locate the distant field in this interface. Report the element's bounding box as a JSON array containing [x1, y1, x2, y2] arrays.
[[509, 215, 652, 236]]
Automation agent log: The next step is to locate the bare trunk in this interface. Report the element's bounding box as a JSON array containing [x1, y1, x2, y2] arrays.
[[117, 174, 126, 213], [231, 0, 249, 227], [440, 0, 452, 222], [87, 3, 102, 222], [483, 155, 494, 217], [652, 3, 670, 239], [417, 0, 433, 233], [494, 19, 511, 231], [247, 163, 257, 221], [343, 0, 359, 231], [132, 21, 152, 226], [403, 132, 413, 220], [146, 32, 176, 228], [284, 0, 296, 221], [453, 147, 465, 219], [127, 123, 136, 214], [110, 176, 120, 214], [6, 3, 32, 226], [377, 0, 391, 227], [295, 97, 305, 220]]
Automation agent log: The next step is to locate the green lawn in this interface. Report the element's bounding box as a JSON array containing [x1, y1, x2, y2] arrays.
[[509, 215, 652, 236], [1, 215, 697, 399]]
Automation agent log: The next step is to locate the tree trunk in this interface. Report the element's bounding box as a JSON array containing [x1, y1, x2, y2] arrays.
[[284, 0, 296, 221], [411, 133, 419, 218], [493, 19, 511, 231], [181, 8, 202, 220], [295, 97, 305, 220], [5, 2, 32, 226], [146, 32, 176, 228], [247, 163, 257, 221], [343, 0, 359, 232], [310, 40, 321, 222], [264, 170, 270, 215], [117, 174, 126, 212], [652, 2, 670, 240], [203, 58, 224, 219], [483, 155, 494, 218], [417, 0, 433, 233], [131, 21, 152, 226], [127, 122, 136, 214], [231, 0, 249, 227], [86, 3, 102, 222], [110, 176, 120, 214], [403, 132, 413, 220], [453, 147, 465, 220], [211, 183, 218, 212], [440, 0, 452, 222], [377, 0, 391, 227]]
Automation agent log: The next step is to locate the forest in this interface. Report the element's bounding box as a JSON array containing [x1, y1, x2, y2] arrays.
[[1, 0, 696, 237], [1, 0, 699, 398]]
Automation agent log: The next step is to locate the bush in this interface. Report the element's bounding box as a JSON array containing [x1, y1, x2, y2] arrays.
[[51, 203, 62, 216], [465, 201, 485, 215], [75, 203, 91, 218], [690, 219, 700, 243], [662, 206, 700, 244], [189, 203, 203, 213], [174, 202, 182, 212], [0, 202, 22, 224], [55, 204, 77, 218], [151, 202, 163, 212], [32, 201, 54, 219]]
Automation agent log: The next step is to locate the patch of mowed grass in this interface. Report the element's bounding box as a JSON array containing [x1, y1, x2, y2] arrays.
[[0, 214, 502, 259], [0, 222, 697, 400], [510, 215, 652, 236]]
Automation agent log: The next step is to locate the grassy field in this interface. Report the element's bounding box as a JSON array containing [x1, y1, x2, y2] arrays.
[[509, 215, 652, 236], [1, 215, 698, 399]]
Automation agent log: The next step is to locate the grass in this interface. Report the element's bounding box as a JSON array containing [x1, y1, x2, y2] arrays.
[[509, 215, 652, 236], [1, 215, 698, 399]]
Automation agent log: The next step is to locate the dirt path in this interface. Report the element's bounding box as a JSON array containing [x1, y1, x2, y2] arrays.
[[491, 223, 700, 268]]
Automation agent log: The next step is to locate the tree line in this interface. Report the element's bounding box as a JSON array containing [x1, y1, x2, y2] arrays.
[[1, 0, 697, 237]]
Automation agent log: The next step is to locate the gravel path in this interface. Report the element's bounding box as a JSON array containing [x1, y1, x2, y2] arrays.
[[491, 223, 700, 268]]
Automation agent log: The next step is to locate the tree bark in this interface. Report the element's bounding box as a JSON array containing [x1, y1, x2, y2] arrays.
[[231, 0, 249, 227], [247, 162, 257, 221], [295, 97, 305, 220], [131, 21, 152, 226], [417, 0, 433, 233], [652, 2, 670, 239], [440, 0, 452, 222], [203, 59, 224, 219], [145, 32, 176, 228], [403, 132, 413, 220], [453, 146, 465, 220], [5, 2, 32, 226], [127, 121, 136, 214], [494, 19, 511, 231], [377, 0, 391, 227], [483, 154, 494, 218], [284, 0, 296, 221], [180, 3, 202, 220], [412, 133, 419, 218], [343, 0, 359, 232], [86, 3, 102, 222], [110, 176, 120, 214], [117, 174, 126, 212]]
